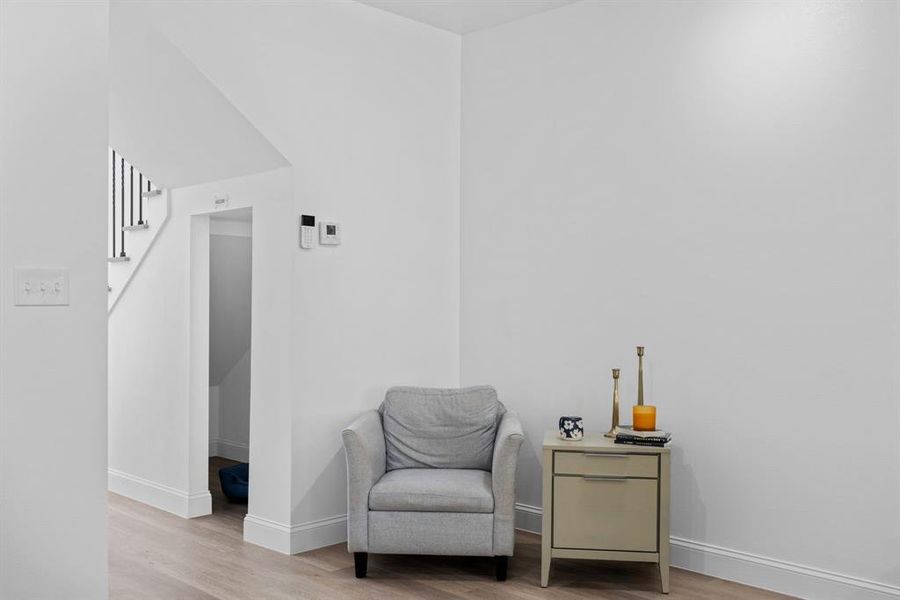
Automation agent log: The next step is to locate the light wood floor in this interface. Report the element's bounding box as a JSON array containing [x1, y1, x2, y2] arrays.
[[109, 459, 794, 599]]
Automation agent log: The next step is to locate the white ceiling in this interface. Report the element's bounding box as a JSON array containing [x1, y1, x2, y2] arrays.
[[355, 0, 578, 35]]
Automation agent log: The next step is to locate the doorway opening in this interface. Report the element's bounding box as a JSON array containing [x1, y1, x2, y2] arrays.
[[207, 208, 252, 516]]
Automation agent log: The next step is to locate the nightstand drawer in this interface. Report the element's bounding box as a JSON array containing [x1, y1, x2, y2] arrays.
[[552, 476, 658, 551], [554, 451, 658, 478]]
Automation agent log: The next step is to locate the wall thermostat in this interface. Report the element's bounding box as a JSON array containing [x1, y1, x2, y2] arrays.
[[300, 214, 316, 249], [319, 221, 341, 245]]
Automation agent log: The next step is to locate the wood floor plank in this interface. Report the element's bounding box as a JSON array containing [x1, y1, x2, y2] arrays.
[[108, 459, 796, 599]]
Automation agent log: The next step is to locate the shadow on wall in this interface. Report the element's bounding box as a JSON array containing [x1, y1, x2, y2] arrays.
[[517, 438, 543, 514], [109, 0, 288, 189], [290, 384, 402, 534], [292, 449, 349, 553], [670, 444, 705, 545]]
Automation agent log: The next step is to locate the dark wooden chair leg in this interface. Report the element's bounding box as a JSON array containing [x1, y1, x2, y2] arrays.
[[495, 556, 508, 581], [354, 552, 368, 578]]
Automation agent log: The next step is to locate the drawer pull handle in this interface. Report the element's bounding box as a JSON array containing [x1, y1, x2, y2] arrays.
[[584, 453, 627, 458], [583, 476, 628, 482]]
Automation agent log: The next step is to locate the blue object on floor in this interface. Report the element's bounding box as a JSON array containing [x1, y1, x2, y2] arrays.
[[218, 462, 249, 501]]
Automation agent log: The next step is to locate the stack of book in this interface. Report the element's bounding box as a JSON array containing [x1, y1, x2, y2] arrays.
[[614, 426, 671, 447]]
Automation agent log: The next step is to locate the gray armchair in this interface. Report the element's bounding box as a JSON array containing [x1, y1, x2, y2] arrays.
[[341, 386, 524, 580]]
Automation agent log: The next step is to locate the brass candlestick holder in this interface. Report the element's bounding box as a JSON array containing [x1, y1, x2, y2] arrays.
[[637, 346, 645, 406], [605, 368, 621, 438]]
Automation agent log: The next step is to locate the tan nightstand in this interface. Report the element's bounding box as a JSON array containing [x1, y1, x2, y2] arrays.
[[541, 431, 671, 593]]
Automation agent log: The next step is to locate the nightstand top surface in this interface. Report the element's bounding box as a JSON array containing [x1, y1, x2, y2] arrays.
[[543, 430, 670, 453]]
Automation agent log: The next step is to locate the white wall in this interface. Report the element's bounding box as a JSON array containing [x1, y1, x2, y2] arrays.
[[208, 230, 252, 461], [0, 1, 109, 598], [109, 1, 288, 188], [109, 169, 294, 525], [209, 232, 252, 385], [210, 349, 252, 462], [105, 5, 899, 596], [137, 0, 462, 553], [209, 384, 221, 455], [460, 1, 900, 598]]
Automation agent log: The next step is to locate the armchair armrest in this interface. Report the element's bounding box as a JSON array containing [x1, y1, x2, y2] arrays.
[[341, 410, 386, 553], [491, 411, 524, 556]]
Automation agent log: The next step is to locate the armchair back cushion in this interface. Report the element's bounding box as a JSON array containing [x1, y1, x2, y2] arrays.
[[380, 386, 505, 470]]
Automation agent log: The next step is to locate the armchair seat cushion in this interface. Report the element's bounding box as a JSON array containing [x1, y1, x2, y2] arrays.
[[369, 468, 494, 513]]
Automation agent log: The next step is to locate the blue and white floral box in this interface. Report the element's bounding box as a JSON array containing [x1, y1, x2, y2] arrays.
[[558, 416, 584, 440]]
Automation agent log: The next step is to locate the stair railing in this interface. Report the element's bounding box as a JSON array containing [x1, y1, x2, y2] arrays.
[[109, 147, 156, 262]]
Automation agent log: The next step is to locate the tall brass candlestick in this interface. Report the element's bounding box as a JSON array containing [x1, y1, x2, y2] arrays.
[[637, 346, 645, 406], [605, 368, 621, 438]]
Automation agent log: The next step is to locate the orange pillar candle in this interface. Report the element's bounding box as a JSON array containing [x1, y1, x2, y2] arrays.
[[633, 405, 657, 431]]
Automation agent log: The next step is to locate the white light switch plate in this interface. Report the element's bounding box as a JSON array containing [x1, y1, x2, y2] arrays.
[[14, 267, 69, 306]]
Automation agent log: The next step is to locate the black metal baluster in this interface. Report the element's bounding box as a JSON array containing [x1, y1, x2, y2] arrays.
[[111, 150, 116, 257], [129, 164, 134, 227], [119, 157, 126, 257], [138, 172, 144, 225]]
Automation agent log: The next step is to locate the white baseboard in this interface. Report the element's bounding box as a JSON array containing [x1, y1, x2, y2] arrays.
[[671, 537, 900, 600], [247, 506, 534, 557], [514, 502, 542, 534], [209, 438, 249, 462], [244, 513, 347, 556], [290, 514, 348, 554], [186, 490, 212, 518], [244, 514, 292, 554], [513, 504, 899, 600], [109, 469, 211, 519]]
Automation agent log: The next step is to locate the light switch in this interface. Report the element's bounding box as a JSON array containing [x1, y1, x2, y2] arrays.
[[14, 267, 69, 306]]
